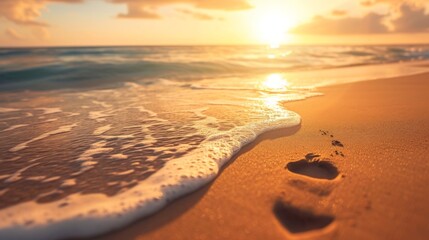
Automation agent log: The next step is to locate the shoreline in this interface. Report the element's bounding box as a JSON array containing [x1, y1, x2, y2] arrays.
[[94, 71, 429, 240]]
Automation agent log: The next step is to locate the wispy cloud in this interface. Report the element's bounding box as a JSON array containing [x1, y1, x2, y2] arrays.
[[5, 28, 24, 41], [116, 2, 161, 19], [110, 0, 252, 19], [176, 8, 221, 21], [331, 10, 348, 16]]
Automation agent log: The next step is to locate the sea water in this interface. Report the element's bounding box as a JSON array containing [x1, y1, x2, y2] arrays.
[[0, 45, 428, 239]]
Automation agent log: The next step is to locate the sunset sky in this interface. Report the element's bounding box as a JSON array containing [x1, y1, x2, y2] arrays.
[[1, 0, 429, 47]]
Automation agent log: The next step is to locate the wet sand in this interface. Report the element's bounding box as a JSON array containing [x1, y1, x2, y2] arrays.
[[95, 72, 429, 240]]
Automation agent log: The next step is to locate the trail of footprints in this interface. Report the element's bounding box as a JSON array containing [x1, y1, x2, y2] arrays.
[[273, 130, 345, 236]]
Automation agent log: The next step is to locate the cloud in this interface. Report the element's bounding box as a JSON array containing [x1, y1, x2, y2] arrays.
[[360, 0, 428, 7], [5, 28, 24, 40], [177, 8, 220, 20], [0, 0, 82, 44], [293, 2, 429, 35], [392, 3, 429, 32], [331, 10, 348, 16], [0, 0, 48, 26], [360, 0, 374, 6], [0, 0, 83, 26], [117, 3, 160, 19], [291, 13, 389, 35], [192, 0, 252, 11], [109, 0, 252, 19]]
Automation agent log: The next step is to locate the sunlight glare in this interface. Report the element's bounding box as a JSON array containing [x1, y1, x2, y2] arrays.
[[261, 73, 289, 92], [254, 10, 296, 48]]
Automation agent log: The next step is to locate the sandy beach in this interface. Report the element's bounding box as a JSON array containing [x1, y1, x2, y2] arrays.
[[93, 71, 429, 240]]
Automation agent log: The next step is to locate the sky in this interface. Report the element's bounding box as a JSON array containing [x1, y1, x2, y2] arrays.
[[1, 0, 429, 47]]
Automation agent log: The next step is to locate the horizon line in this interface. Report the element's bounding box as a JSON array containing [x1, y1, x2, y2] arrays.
[[1, 42, 429, 49]]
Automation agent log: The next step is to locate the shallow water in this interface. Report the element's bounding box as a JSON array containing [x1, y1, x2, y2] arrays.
[[0, 45, 428, 240]]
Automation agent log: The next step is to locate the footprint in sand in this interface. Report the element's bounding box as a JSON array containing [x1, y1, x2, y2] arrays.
[[286, 158, 339, 180], [331, 150, 345, 157], [320, 130, 346, 154], [331, 140, 344, 147], [273, 132, 342, 236], [273, 200, 335, 234]]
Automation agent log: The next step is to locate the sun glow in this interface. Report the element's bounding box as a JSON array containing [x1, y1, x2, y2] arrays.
[[254, 10, 296, 48]]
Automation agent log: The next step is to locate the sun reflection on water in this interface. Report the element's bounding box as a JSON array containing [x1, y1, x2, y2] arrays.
[[260, 73, 289, 92]]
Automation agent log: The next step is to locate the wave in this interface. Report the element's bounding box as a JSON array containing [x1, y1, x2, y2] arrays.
[[1, 45, 429, 91]]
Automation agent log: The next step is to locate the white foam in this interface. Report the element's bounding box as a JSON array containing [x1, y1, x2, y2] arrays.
[[37, 108, 62, 115], [0, 174, 11, 181], [92, 100, 112, 108], [60, 179, 76, 188], [0, 107, 20, 113], [132, 106, 158, 117], [76, 141, 112, 162], [88, 111, 110, 122], [93, 124, 112, 135], [71, 141, 113, 176], [36, 190, 64, 202], [9, 124, 78, 152], [66, 112, 80, 117], [0, 106, 300, 240], [42, 176, 61, 183], [26, 176, 47, 181], [1, 124, 28, 132], [124, 82, 142, 88], [110, 154, 128, 160], [5, 163, 40, 183], [40, 118, 58, 123], [111, 170, 134, 176]]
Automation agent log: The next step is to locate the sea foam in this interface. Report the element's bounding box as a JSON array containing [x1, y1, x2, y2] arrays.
[[0, 76, 307, 240], [0, 108, 300, 240]]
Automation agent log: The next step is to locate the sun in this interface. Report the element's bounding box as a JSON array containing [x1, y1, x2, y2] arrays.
[[253, 10, 296, 48]]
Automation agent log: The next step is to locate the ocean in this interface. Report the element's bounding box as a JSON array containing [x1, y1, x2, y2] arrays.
[[1, 45, 429, 91], [0, 45, 428, 240]]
